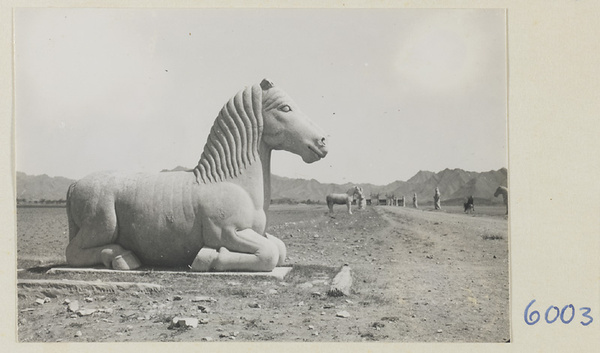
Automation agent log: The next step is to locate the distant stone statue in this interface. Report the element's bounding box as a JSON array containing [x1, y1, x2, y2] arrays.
[[65, 79, 329, 272], [327, 186, 364, 215], [434, 187, 441, 210], [412, 193, 418, 208], [357, 193, 367, 210], [464, 195, 475, 213], [494, 186, 508, 215]]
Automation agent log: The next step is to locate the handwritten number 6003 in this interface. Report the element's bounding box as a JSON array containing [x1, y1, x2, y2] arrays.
[[524, 300, 593, 326]]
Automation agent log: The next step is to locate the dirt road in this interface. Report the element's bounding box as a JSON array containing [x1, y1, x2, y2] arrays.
[[372, 206, 509, 341]]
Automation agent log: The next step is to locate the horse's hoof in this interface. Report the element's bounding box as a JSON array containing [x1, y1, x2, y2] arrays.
[[191, 247, 218, 272], [112, 251, 141, 270]]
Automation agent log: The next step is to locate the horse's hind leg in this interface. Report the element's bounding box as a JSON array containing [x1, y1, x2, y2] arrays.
[[191, 228, 279, 272], [66, 208, 141, 270]]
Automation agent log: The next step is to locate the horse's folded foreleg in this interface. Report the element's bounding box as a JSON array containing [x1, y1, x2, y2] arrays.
[[191, 228, 279, 272], [265, 232, 287, 266]]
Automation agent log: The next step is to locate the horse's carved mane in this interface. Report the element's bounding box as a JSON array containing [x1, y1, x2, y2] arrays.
[[193, 85, 264, 183]]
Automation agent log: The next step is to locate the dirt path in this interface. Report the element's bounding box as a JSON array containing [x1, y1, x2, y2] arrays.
[[373, 206, 509, 341]]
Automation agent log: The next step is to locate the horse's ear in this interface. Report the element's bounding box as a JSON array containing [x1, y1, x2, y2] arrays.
[[260, 79, 274, 90]]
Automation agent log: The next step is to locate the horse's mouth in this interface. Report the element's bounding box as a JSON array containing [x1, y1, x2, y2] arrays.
[[308, 144, 328, 160]]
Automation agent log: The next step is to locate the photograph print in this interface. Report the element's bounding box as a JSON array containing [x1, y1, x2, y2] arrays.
[[15, 8, 508, 342]]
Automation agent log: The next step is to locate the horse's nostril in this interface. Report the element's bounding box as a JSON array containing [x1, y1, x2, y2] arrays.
[[319, 137, 327, 146]]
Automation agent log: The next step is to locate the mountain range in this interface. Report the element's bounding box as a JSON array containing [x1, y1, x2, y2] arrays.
[[16, 167, 507, 206]]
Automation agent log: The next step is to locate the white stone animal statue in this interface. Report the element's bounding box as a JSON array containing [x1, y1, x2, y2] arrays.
[[65, 79, 328, 272], [357, 193, 367, 210], [494, 186, 508, 215], [434, 187, 441, 210], [326, 186, 363, 215]]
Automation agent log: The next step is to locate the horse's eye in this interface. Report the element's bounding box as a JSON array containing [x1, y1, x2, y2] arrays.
[[279, 105, 292, 112]]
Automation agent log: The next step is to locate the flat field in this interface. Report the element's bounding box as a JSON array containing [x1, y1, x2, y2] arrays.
[[16, 204, 509, 342]]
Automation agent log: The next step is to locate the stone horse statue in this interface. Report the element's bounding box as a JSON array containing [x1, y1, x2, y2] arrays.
[[494, 186, 508, 215], [326, 186, 363, 215], [65, 79, 328, 272]]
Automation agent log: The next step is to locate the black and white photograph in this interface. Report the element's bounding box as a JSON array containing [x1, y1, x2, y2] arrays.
[[12, 8, 510, 343]]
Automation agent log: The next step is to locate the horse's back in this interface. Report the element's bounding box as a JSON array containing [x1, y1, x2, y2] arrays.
[[327, 193, 350, 204], [68, 170, 204, 265]]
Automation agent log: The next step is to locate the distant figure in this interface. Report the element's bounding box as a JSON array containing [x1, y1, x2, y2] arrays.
[[464, 195, 475, 213], [494, 186, 508, 215], [433, 187, 441, 210], [412, 193, 418, 208]]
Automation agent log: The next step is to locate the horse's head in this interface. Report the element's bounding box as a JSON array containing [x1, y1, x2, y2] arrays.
[[260, 79, 328, 163], [348, 186, 363, 197]]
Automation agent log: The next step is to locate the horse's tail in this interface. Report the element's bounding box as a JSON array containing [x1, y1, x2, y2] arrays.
[[66, 182, 79, 242]]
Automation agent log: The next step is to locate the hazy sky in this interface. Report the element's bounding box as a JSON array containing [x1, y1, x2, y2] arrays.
[[15, 8, 506, 185]]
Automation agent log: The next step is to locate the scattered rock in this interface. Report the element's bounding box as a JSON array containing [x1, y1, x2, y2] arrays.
[[63, 299, 71, 305], [268, 289, 278, 295], [173, 295, 183, 301], [328, 265, 352, 297], [77, 308, 97, 316], [201, 337, 213, 341], [191, 296, 217, 303], [35, 299, 45, 305], [74, 330, 82, 337], [67, 301, 80, 312], [198, 305, 210, 313], [248, 303, 261, 309], [437, 329, 443, 333], [336, 311, 350, 318], [84, 297, 94, 302], [372, 322, 385, 329], [170, 317, 199, 329]]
